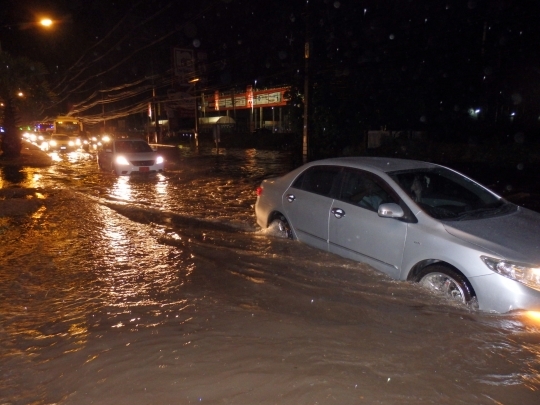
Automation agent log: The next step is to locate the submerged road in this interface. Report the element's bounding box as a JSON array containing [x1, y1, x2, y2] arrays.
[[0, 146, 539, 404]]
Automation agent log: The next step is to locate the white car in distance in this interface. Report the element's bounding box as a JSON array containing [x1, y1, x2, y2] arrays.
[[97, 138, 164, 175]]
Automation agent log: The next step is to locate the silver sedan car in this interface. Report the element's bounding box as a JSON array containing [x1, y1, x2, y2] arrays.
[[97, 138, 164, 176], [255, 157, 540, 313]]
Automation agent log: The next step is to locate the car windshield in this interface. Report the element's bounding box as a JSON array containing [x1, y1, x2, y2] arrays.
[[52, 135, 68, 141], [389, 167, 516, 220], [115, 140, 153, 153]]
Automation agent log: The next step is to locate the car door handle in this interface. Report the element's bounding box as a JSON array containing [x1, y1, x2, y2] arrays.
[[286, 194, 296, 203], [331, 208, 345, 218]]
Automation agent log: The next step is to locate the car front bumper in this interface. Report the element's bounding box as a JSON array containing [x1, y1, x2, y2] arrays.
[[115, 163, 164, 176], [470, 272, 540, 313]]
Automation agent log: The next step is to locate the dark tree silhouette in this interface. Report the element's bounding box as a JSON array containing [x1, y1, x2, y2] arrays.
[[0, 52, 53, 158]]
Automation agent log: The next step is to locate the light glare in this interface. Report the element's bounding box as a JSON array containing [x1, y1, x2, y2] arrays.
[[40, 18, 53, 27]]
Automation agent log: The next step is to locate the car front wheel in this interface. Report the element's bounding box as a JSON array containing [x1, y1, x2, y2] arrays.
[[416, 265, 475, 305]]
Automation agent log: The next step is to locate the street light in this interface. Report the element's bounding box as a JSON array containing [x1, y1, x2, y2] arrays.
[[0, 17, 54, 52], [40, 19, 53, 28]]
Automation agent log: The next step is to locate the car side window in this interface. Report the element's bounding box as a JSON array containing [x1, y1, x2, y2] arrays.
[[338, 169, 396, 212], [292, 166, 341, 197]]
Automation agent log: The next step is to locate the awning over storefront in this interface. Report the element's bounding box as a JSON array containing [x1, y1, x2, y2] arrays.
[[199, 116, 236, 125]]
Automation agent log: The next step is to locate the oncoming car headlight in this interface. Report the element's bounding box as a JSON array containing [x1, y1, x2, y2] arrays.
[[156, 156, 164, 164], [115, 156, 130, 165], [481, 256, 540, 291]]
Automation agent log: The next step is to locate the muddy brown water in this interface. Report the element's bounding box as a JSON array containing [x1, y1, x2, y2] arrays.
[[0, 147, 539, 404]]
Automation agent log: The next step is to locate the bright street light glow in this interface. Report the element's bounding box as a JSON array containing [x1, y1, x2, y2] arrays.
[[40, 18, 53, 27]]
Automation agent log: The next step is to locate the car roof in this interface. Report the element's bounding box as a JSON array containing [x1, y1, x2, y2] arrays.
[[311, 157, 440, 173]]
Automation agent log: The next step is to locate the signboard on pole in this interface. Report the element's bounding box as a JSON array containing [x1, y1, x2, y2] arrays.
[[173, 48, 194, 82]]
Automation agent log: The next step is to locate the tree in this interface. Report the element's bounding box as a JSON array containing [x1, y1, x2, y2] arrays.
[[0, 51, 53, 158]]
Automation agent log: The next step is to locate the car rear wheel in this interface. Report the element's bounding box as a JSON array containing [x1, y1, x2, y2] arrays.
[[270, 215, 292, 239], [416, 265, 475, 305]]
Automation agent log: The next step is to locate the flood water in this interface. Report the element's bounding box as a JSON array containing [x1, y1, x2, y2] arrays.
[[1, 147, 539, 404]]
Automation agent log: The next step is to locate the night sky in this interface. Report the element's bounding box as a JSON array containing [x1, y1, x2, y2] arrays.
[[2, 0, 540, 144]]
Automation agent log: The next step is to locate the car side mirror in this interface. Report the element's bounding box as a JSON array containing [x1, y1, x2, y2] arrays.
[[378, 203, 404, 218]]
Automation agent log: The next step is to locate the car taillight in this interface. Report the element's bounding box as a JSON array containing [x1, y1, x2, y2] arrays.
[[256, 186, 263, 197]]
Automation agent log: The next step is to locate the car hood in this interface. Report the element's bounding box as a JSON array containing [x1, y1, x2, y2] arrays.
[[443, 207, 540, 264], [121, 152, 157, 160]]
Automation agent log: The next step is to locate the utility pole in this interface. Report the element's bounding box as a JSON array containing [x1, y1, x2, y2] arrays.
[[189, 78, 200, 147], [101, 85, 105, 133], [153, 86, 159, 143], [303, 2, 310, 163]]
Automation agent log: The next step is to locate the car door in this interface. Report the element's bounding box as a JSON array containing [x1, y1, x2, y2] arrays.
[[282, 165, 341, 251], [328, 168, 408, 279]]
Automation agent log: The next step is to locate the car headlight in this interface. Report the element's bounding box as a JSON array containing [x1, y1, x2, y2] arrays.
[[115, 156, 130, 165], [50, 140, 57, 146], [156, 156, 164, 164], [481, 256, 540, 291], [69, 141, 75, 146]]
